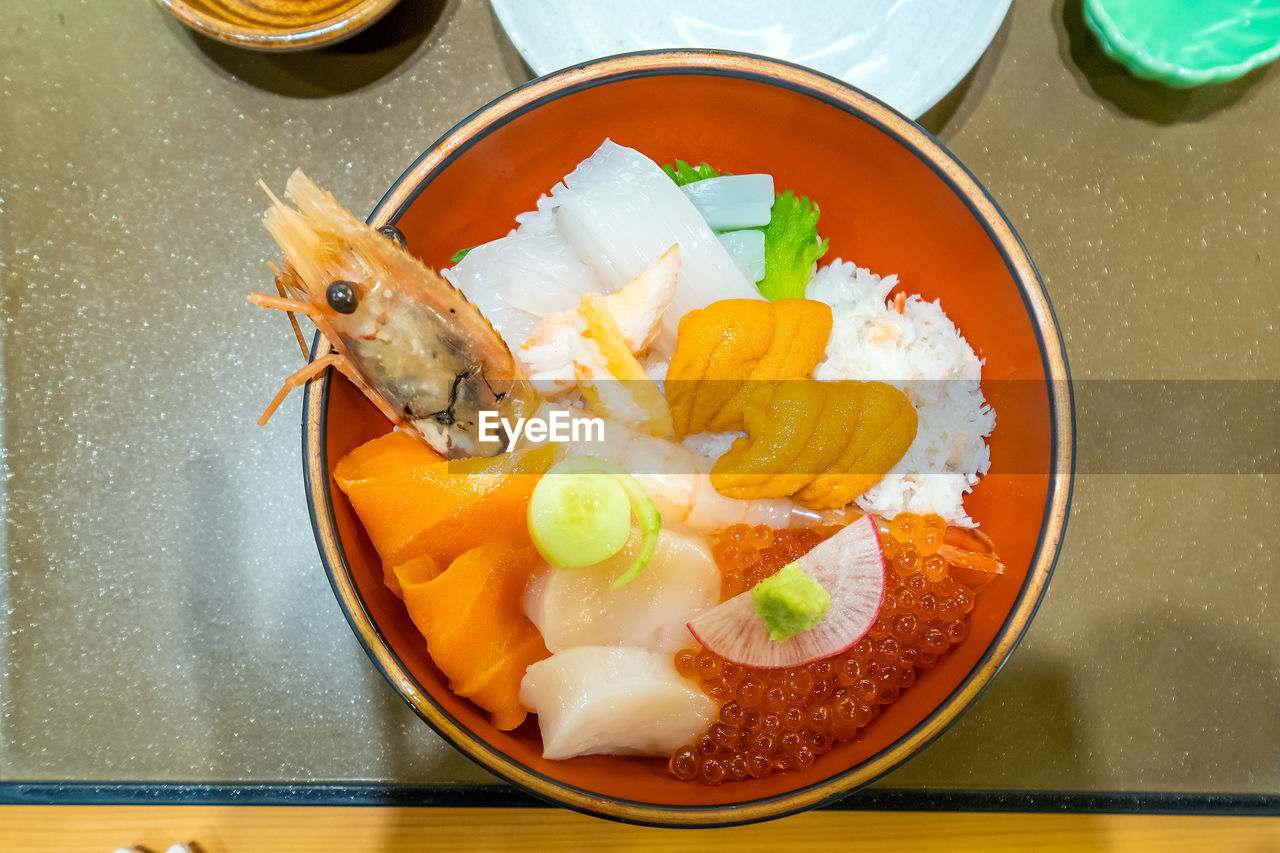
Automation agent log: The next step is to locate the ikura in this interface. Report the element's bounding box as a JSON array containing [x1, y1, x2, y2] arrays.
[[669, 515, 985, 785]]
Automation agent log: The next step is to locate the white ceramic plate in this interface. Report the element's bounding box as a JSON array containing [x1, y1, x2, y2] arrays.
[[490, 0, 1011, 119]]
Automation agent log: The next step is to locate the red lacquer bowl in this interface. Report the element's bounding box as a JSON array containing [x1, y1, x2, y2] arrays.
[[302, 51, 1073, 826]]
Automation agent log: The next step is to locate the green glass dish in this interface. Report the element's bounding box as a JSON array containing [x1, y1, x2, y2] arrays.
[[1084, 0, 1280, 87]]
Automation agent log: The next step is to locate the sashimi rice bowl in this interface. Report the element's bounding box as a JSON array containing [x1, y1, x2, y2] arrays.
[[261, 54, 1071, 825]]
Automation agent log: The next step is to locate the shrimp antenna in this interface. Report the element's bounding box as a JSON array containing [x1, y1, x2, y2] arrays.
[[248, 262, 312, 361], [258, 353, 344, 425], [258, 178, 283, 207], [274, 267, 310, 359]]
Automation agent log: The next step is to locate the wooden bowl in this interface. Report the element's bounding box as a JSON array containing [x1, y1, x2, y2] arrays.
[[302, 51, 1074, 826], [155, 0, 399, 51]]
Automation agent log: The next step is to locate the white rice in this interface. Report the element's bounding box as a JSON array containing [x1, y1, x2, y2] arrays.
[[808, 261, 995, 527]]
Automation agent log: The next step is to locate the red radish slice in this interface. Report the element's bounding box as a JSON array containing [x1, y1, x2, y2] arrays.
[[687, 515, 887, 668]]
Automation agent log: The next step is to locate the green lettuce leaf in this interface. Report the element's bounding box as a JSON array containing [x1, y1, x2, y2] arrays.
[[662, 159, 724, 186], [755, 190, 829, 301], [662, 160, 827, 300]]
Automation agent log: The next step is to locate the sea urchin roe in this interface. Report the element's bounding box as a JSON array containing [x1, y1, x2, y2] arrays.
[[670, 515, 977, 784], [709, 379, 917, 510], [665, 299, 833, 437]]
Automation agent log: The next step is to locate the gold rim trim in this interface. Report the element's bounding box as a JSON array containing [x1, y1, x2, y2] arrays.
[[304, 51, 1073, 826], [154, 0, 397, 50]]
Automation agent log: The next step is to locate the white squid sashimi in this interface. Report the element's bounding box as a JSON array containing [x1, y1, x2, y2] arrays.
[[551, 140, 762, 351], [444, 213, 605, 347], [681, 174, 775, 230], [519, 646, 716, 760], [718, 229, 767, 283], [524, 529, 719, 654]]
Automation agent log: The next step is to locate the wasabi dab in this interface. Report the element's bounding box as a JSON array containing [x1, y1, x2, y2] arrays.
[[752, 561, 831, 642]]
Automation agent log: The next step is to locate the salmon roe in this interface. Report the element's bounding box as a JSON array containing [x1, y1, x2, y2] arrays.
[[712, 524, 833, 599], [669, 514, 977, 785]]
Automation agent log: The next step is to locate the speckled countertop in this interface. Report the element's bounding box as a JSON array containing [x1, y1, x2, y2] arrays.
[[1, 0, 1276, 798]]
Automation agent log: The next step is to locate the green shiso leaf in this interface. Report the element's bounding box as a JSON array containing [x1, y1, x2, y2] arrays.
[[662, 159, 724, 186], [755, 190, 829, 301]]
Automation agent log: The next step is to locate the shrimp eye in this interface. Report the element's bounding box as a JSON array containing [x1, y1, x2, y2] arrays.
[[377, 224, 406, 250], [326, 280, 359, 314]]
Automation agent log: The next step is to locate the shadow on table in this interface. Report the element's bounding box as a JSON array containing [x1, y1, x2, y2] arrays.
[[487, 3, 536, 85], [179, 0, 453, 98], [917, 7, 1012, 139], [1053, 0, 1272, 124], [879, 652, 1096, 792]]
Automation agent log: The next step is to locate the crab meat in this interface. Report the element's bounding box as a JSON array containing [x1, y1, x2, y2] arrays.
[[519, 245, 680, 393]]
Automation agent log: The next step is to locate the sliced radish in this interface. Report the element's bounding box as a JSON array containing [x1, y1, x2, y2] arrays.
[[687, 514, 887, 668]]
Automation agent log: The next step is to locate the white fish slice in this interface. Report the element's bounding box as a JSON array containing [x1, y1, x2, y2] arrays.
[[446, 141, 761, 359], [681, 174, 775, 230], [718, 229, 767, 282]]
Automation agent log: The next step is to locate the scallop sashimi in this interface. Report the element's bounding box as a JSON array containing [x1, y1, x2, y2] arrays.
[[519, 646, 716, 760], [524, 529, 719, 654]]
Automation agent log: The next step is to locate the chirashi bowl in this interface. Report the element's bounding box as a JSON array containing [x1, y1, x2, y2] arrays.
[[301, 50, 1073, 826]]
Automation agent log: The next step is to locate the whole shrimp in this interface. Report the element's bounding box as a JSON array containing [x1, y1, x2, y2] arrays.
[[249, 170, 537, 458]]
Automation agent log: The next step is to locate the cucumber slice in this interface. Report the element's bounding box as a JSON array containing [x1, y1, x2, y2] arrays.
[[607, 471, 661, 589], [528, 467, 631, 569], [527, 456, 662, 586]]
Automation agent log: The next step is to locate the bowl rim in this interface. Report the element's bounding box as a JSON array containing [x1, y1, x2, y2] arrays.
[[300, 48, 1075, 827], [154, 0, 398, 51]]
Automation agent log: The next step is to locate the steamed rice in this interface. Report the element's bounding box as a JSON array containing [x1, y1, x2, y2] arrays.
[[808, 261, 995, 527]]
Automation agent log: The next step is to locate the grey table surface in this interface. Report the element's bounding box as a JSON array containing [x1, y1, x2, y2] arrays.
[[1, 0, 1276, 799]]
